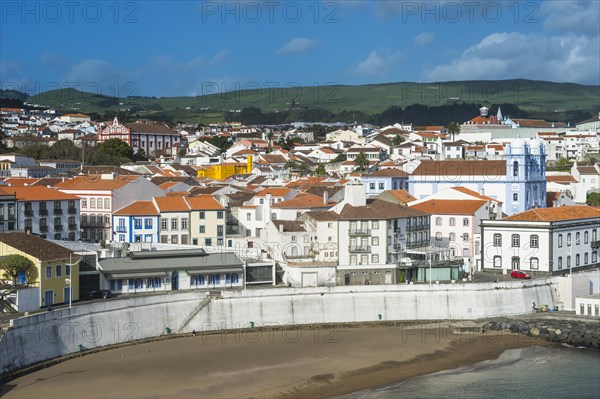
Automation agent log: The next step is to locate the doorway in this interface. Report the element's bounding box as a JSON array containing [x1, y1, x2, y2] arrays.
[[171, 271, 179, 290]]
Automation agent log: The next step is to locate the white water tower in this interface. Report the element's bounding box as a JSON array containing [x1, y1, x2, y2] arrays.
[[479, 106, 489, 117]]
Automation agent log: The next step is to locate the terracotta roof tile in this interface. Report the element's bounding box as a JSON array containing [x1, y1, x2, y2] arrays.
[[503, 206, 600, 222], [256, 187, 293, 197], [339, 199, 428, 220], [0, 231, 73, 262], [409, 199, 488, 215], [114, 201, 159, 216], [55, 175, 142, 190], [154, 196, 190, 212], [5, 186, 79, 201], [185, 195, 224, 210], [272, 193, 335, 209]]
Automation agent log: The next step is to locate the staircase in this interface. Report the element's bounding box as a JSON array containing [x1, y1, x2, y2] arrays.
[[0, 294, 18, 314], [177, 294, 214, 333]]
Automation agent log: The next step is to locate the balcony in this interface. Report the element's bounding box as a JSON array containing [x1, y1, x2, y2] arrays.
[[349, 228, 371, 236], [40, 225, 48, 232], [68, 207, 77, 215], [54, 224, 63, 231], [115, 226, 127, 233], [68, 224, 78, 230], [406, 240, 430, 248], [592, 241, 600, 250], [348, 245, 371, 253], [54, 208, 63, 215], [24, 209, 33, 217], [39, 209, 48, 216]]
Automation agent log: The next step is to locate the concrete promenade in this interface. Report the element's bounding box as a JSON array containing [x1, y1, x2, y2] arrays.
[[0, 279, 557, 376]]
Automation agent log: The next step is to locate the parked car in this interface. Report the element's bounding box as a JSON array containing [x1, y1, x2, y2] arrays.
[[510, 270, 532, 279], [84, 289, 112, 300]]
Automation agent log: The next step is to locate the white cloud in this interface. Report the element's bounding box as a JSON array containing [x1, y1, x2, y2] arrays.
[[210, 49, 231, 65], [355, 50, 402, 77], [541, 0, 600, 37], [276, 38, 319, 55], [414, 32, 435, 46], [422, 32, 600, 84]]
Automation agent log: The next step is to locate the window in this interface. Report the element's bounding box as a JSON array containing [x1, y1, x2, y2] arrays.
[[145, 219, 152, 229], [378, 183, 384, 190], [567, 255, 571, 268], [199, 225, 205, 234], [558, 234, 562, 248], [584, 253, 588, 265], [372, 221, 379, 230], [82, 198, 87, 208], [46, 266, 52, 279], [493, 233, 502, 247], [90, 198, 95, 209], [199, 211, 206, 219], [511, 234, 520, 247], [513, 161, 519, 177], [134, 219, 142, 229], [161, 218, 168, 230], [592, 229, 597, 242], [97, 198, 103, 209], [171, 235, 178, 244], [575, 232, 580, 245], [435, 232, 442, 241], [369, 183, 375, 190], [291, 236, 296, 242], [435, 217, 442, 226], [372, 254, 379, 263], [463, 218, 469, 226], [259, 199, 264, 204], [558, 257, 562, 269], [449, 233, 455, 241], [584, 231, 589, 244], [513, 193, 518, 202], [104, 198, 110, 209], [171, 219, 178, 231], [530, 258, 539, 270], [463, 233, 469, 241], [372, 237, 379, 246], [66, 265, 71, 276], [576, 254, 580, 266], [217, 225, 224, 237], [567, 233, 571, 246], [246, 213, 251, 221], [493, 256, 502, 268], [593, 252, 597, 263], [205, 238, 212, 246], [217, 211, 224, 219], [530, 235, 539, 248], [511, 257, 520, 270], [181, 218, 188, 230], [449, 218, 455, 226]]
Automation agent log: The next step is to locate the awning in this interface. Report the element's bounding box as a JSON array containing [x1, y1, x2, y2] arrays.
[[186, 268, 243, 275], [108, 272, 169, 279]]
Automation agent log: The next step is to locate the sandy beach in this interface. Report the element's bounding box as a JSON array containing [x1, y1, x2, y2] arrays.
[[0, 324, 553, 399]]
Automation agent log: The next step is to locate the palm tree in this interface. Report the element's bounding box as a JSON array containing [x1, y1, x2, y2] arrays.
[[446, 122, 461, 142], [266, 132, 274, 153], [354, 152, 370, 172]]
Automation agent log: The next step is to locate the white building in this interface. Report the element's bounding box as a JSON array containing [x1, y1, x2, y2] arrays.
[[481, 206, 600, 275]]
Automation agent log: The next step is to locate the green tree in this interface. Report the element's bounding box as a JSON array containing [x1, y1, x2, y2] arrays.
[[266, 132, 274, 153], [393, 135, 404, 146], [446, 122, 461, 142], [97, 138, 134, 159], [315, 163, 327, 177], [0, 254, 37, 286], [49, 139, 81, 160], [133, 148, 147, 162], [587, 192, 600, 206], [284, 159, 299, 171], [330, 153, 347, 163], [354, 152, 370, 172]]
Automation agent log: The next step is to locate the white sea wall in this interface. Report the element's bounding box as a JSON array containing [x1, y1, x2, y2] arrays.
[[0, 280, 555, 375]]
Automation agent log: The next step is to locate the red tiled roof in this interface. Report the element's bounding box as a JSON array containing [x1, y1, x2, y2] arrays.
[[272, 193, 335, 209], [503, 206, 600, 222], [114, 201, 159, 216], [409, 199, 488, 215], [154, 196, 189, 212], [55, 175, 141, 190], [3, 186, 79, 201], [185, 195, 224, 210]]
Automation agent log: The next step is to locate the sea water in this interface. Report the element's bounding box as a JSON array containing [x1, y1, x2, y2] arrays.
[[343, 346, 600, 399]]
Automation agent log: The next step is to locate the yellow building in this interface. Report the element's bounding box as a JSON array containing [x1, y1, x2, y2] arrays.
[[197, 156, 253, 180], [0, 232, 78, 308]]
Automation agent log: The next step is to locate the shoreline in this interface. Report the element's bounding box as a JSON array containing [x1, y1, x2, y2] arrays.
[[0, 324, 555, 399]]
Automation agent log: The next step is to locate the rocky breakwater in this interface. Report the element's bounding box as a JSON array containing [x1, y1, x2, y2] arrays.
[[483, 318, 600, 349]]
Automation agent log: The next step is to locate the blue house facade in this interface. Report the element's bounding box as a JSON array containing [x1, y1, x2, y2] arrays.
[[504, 138, 547, 215], [112, 201, 160, 243]]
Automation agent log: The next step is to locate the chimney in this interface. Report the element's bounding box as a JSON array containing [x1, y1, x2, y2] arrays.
[[323, 191, 329, 205]]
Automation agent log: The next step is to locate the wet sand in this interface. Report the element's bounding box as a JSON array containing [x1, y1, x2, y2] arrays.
[[0, 324, 552, 399]]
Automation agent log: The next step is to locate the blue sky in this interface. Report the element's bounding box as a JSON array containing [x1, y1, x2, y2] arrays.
[[1, 0, 599, 97]]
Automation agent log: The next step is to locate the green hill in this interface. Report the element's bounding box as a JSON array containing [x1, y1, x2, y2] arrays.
[[25, 79, 600, 124]]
